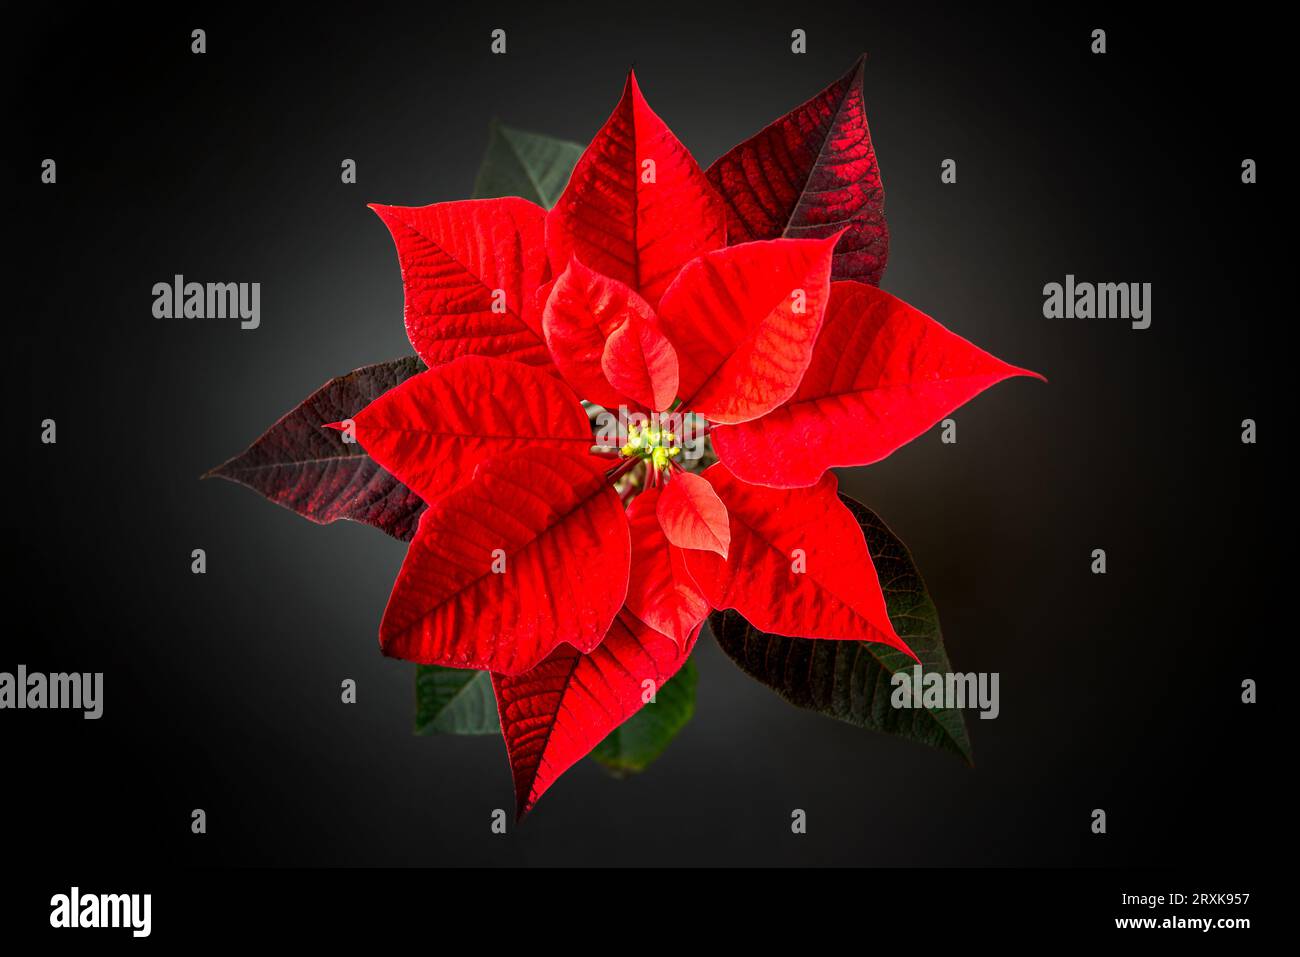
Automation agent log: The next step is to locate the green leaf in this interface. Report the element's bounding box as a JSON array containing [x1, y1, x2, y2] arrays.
[[414, 666, 499, 735], [591, 658, 698, 775], [471, 121, 584, 208], [709, 495, 974, 763]]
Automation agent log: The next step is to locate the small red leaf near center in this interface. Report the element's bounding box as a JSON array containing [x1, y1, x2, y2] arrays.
[[625, 486, 710, 644], [656, 470, 731, 558], [542, 257, 678, 411], [601, 311, 679, 412]]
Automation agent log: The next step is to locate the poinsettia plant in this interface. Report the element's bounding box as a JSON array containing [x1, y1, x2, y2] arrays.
[[208, 57, 1039, 817]]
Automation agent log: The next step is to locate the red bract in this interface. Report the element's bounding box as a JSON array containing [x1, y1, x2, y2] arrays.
[[354, 67, 1038, 816], [545, 72, 727, 308], [368, 198, 553, 370], [706, 55, 889, 286], [494, 610, 701, 815], [710, 282, 1045, 487]]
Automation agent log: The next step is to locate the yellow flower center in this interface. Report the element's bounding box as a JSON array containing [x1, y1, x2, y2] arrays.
[[620, 423, 681, 473]]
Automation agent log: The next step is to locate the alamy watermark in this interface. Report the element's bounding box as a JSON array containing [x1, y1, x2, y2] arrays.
[[0, 665, 103, 719], [891, 666, 1000, 719], [50, 887, 150, 937], [1043, 274, 1151, 330], [152, 274, 260, 329]]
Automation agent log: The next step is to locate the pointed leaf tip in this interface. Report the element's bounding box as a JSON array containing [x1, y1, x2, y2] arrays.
[[203, 357, 427, 541], [494, 611, 699, 817], [711, 281, 1042, 487], [706, 59, 889, 285], [545, 72, 726, 307]]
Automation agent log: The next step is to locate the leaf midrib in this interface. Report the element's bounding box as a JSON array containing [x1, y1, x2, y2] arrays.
[[727, 505, 891, 646], [787, 372, 1014, 406], [783, 62, 865, 235]]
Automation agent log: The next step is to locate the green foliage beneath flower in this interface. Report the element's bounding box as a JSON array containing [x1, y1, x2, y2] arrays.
[[592, 658, 698, 775], [711, 495, 973, 764], [415, 667, 498, 735], [472, 120, 584, 208]]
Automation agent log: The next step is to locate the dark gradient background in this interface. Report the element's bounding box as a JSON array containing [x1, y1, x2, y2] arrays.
[[3, 3, 1276, 867]]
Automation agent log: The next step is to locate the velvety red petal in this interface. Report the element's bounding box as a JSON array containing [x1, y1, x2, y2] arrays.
[[379, 451, 629, 675], [348, 355, 593, 506], [656, 470, 730, 558], [493, 609, 700, 817], [545, 71, 727, 309], [625, 486, 710, 645], [657, 236, 836, 424], [706, 56, 889, 286], [370, 198, 552, 369], [684, 464, 916, 659], [713, 281, 1043, 487]]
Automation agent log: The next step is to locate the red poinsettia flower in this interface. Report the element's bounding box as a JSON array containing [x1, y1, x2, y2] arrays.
[[338, 70, 1038, 816]]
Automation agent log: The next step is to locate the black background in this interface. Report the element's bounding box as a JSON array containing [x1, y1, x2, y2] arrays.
[[2, 2, 1277, 870]]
